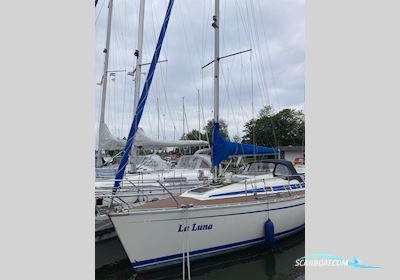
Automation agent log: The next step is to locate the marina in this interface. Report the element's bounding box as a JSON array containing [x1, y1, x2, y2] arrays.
[[2, 0, 397, 280], [95, 0, 305, 278], [1, 0, 395, 279]]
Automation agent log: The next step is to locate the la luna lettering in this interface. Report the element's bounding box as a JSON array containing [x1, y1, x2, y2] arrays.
[[178, 223, 213, 232]]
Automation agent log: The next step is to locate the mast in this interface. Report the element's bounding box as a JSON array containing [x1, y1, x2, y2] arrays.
[[251, 50, 256, 160], [213, 0, 220, 179], [182, 96, 185, 155], [182, 96, 185, 139], [97, 0, 114, 167], [134, 0, 145, 112], [198, 89, 201, 141], [198, 89, 202, 153], [157, 97, 160, 140], [130, 0, 146, 172]]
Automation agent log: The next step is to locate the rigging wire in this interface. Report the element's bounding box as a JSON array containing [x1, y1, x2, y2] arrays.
[[177, 0, 205, 133], [254, 0, 283, 110], [96, 0, 296, 148], [220, 59, 240, 138], [183, 104, 190, 137], [244, 0, 279, 146], [251, 49, 256, 156], [95, 0, 106, 26], [201, 70, 211, 145], [106, 0, 129, 138], [149, 1, 176, 140], [200, 0, 212, 143]]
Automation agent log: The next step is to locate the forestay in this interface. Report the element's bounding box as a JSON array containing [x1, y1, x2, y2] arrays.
[[113, 0, 175, 189]]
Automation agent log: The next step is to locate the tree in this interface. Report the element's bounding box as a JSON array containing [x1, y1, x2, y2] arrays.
[[181, 129, 207, 141], [242, 106, 304, 147], [179, 129, 210, 154], [204, 119, 229, 145], [232, 135, 241, 143], [272, 109, 304, 146], [242, 106, 276, 146]]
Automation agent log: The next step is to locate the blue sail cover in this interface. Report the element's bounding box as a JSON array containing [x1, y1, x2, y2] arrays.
[[212, 122, 279, 166], [113, 0, 174, 189]]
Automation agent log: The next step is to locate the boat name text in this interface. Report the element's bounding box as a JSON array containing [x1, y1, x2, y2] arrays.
[[178, 223, 213, 232]]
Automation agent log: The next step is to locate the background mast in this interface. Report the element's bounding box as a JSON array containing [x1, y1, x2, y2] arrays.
[[213, 0, 220, 179], [129, 0, 145, 172], [97, 0, 114, 167]]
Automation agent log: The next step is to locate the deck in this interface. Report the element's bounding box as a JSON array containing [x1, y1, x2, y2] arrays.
[[130, 190, 305, 210]]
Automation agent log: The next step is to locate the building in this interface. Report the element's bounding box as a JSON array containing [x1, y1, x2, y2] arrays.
[[278, 146, 305, 163]]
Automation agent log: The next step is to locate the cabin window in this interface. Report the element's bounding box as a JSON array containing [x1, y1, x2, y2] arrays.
[[274, 164, 291, 177], [245, 162, 275, 174]]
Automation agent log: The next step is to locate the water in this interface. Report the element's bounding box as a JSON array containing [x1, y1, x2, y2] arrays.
[[96, 230, 305, 280]]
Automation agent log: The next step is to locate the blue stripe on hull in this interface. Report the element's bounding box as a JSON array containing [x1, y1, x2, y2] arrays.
[[209, 188, 266, 197], [132, 224, 305, 269]]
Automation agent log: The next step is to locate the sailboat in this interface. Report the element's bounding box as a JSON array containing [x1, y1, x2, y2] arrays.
[[95, 0, 214, 242], [95, 0, 208, 172], [109, 0, 305, 271], [96, 125, 210, 177], [95, 0, 216, 204]]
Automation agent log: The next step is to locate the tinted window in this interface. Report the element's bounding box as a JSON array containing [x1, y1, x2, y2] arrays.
[[274, 164, 291, 176], [246, 162, 274, 173]]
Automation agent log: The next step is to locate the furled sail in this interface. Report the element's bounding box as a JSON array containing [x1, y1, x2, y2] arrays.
[[113, 0, 174, 189], [211, 122, 279, 166], [99, 125, 208, 150], [98, 123, 126, 150], [135, 128, 208, 149]]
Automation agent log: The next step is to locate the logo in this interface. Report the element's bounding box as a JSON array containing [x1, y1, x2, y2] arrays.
[[295, 253, 381, 269]]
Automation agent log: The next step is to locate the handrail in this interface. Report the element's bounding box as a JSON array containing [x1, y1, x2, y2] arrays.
[[244, 180, 248, 201], [157, 180, 180, 208], [95, 180, 213, 192], [107, 193, 131, 209], [113, 196, 130, 207], [97, 172, 304, 208], [285, 177, 292, 196], [96, 177, 213, 183]]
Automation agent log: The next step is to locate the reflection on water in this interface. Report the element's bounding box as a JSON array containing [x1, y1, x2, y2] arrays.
[[96, 230, 304, 280]]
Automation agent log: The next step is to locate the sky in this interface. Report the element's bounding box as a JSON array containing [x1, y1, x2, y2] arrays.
[[95, 0, 304, 143]]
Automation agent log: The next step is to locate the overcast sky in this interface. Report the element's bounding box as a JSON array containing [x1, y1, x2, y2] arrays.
[[95, 0, 304, 143]]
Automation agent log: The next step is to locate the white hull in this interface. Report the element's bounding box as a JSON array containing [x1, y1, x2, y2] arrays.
[[110, 195, 304, 270], [95, 166, 212, 242]]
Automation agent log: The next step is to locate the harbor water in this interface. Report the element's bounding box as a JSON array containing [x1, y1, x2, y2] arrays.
[[96, 229, 305, 280]]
